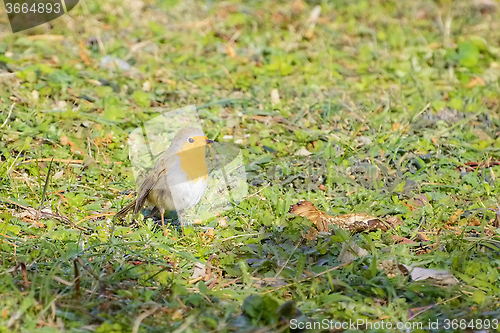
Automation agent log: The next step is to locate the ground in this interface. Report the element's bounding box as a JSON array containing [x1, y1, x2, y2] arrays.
[[0, 0, 500, 332]]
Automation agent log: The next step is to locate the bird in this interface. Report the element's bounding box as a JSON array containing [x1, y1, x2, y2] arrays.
[[114, 126, 213, 235]]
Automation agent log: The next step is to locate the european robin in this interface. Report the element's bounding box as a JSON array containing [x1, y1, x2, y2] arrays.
[[115, 127, 213, 234]]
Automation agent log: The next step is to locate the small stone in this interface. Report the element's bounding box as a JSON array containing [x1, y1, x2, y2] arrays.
[[295, 148, 312, 156], [271, 88, 280, 104]]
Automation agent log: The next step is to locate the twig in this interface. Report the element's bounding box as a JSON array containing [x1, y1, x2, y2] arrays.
[[0, 196, 86, 230], [75, 212, 115, 225], [5, 149, 23, 176], [75, 257, 100, 281], [18, 158, 122, 165], [274, 240, 300, 278], [20, 262, 30, 288], [75, 257, 108, 295], [74, 259, 81, 300], [220, 277, 240, 288], [219, 232, 263, 242], [1, 103, 15, 128], [408, 294, 461, 320], [53, 276, 73, 286]]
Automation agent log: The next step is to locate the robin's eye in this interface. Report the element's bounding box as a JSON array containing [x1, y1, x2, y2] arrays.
[[188, 138, 194, 143]]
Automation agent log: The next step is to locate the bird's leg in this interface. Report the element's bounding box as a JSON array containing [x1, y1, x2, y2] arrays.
[[161, 210, 167, 236], [180, 214, 184, 236]]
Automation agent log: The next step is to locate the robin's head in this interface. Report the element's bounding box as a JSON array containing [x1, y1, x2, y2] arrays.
[[170, 127, 212, 153], [169, 127, 212, 181]]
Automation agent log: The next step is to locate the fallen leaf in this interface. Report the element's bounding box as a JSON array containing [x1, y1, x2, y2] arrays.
[[253, 277, 288, 288], [468, 217, 481, 226], [402, 265, 459, 285], [392, 235, 416, 244], [338, 240, 368, 264], [53, 170, 64, 180], [59, 135, 85, 155], [448, 209, 463, 225], [385, 216, 404, 228], [456, 159, 500, 172], [358, 125, 370, 132], [289, 200, 390, 232], [218, 217, 228, 228], [172, 309, 184, 320], [466, 77, 486, 88], [190, 263, 206, 280], [379, 260, 408, 278], [301, 227, 318, 241], [60, 135, 70, 146], [408, 194, 429, 207], [78, 41, 91, 66], [94, 133, 114, 146], [416, 232, 431, 242]]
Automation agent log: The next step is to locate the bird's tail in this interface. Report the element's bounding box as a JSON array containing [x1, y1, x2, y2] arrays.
[[114, 199, 137, 220]]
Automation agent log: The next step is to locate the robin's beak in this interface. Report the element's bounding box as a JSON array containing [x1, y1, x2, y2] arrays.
[[206, 139, 214, 144]]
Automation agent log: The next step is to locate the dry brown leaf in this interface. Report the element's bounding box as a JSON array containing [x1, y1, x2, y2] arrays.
[[289, 200, 390, 233], [59, 135, 85, 155], [94, 133, 114, 147], [448, 209, 463, 225], [466, 77, 486, 88], [301, 227, 318, 241], [251, 115, 284, 125], [218, 216, 228, 228], [408, 194, 429, 207], [379, 260, 408, 278], [385, 216, 404, 228], [392, 235, 416, 244], [171, 309, 184, 320], [78, 41, 91, 66], [253, 277, 288, 288], [225, 44, 237, 58], [60, 135, 70, 146], [416, 232, 431, 242], [358, 125, 370, 132]]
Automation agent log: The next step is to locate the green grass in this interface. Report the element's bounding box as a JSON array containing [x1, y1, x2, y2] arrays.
[[1, 0, 500, 332]]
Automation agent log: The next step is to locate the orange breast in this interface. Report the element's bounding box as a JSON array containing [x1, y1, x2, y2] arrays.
[[176, 145, 208, 181]]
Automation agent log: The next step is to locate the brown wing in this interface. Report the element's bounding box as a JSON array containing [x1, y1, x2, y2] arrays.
[[134, 152, 179, 214]]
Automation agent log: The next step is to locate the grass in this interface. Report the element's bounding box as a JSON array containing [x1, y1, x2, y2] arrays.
[[1, 0, 500, 332]]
